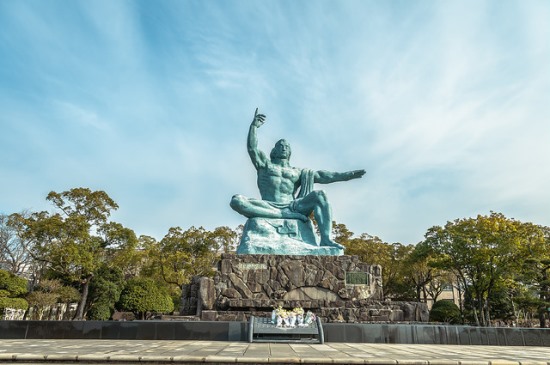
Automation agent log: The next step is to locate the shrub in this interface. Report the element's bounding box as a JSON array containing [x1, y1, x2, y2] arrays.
[[118, 278, 174, 319], [429, 300, 461, 324], [86, 268, 123, 320], [87, 300, 112, 320], [0, 297, 29, 311], [0, 270, 28, 297]]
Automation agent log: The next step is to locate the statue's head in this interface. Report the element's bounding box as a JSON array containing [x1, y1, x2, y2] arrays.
[[270, 139, 291, 160]]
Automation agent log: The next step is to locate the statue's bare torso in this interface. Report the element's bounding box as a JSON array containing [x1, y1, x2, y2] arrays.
[[257, 163, 301, 203]]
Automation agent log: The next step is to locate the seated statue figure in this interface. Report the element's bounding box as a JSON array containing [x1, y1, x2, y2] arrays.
[[230, 109, 366, 254]]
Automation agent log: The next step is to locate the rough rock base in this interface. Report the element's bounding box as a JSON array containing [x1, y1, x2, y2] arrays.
[[181, 254, 429, 323]]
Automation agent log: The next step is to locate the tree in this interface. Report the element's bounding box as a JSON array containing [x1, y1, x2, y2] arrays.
[[404, 241, 456, 304], [423, 212, 524, 326], [149, 226, 219, 289], [0, 213, 35, 276], [333, 222, 354, 245], [403, 241, 437, 303], [16, 188, 136, 320], [211, 226, 239, 254], [117, 277, 174, 319], [86, 266, 125, 320], [342, 228, 415, 300], [514, 223, 550, 327]]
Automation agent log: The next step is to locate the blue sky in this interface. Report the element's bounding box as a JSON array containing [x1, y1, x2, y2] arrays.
[[1, 0, 549, 245]]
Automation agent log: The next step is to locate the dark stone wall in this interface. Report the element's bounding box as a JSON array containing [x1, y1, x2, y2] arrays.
[[0, 320, 247, 341], [1, 320, 550, 346], [323, 323, 550, 346]]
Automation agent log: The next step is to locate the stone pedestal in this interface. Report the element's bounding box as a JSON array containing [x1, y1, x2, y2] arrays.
[[181, 254, 429, 323], [237, 218, 343, 255]]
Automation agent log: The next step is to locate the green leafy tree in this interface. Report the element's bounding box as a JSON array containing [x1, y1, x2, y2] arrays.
[[86, 266, 125, 320], [404, 241, 456, 305], [16, 188, 137, 320], [333, 222, 354, 245], [423, 212, 524, 326], [149, 226, 219, 288], [117, 277, 174, 319], [342, 228, 415, 300], [211, 226, 239, 254], [514, 223, 550, 327]]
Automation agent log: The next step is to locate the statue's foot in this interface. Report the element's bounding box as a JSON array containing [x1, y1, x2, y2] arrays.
[[320, 239, 344, 249]]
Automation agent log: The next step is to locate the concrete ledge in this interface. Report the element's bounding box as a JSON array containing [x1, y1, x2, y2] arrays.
[[1, 320, 550, 346]]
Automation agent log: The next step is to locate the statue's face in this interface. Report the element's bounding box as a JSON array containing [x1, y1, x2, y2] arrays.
[[271, 139, 291, 160]]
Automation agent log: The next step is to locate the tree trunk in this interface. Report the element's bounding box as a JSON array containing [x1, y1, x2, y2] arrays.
[[473, 306, 480, 326], [484, 298, 491, 327], [540, 269, 549, 328], [538, 309, 546, 328], [457, 284, 464, 324], [479, 303, 486, 327], [74, 275, 93, 320]]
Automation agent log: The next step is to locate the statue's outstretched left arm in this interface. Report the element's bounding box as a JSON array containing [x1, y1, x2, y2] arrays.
[[314, 169, 366, 184]]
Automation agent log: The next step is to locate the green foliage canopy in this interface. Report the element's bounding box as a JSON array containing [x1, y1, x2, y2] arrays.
[[0, 269, 28, 297], [15, 188, 137, 320], [430, 300, 461, 324], [422, 212, 538, 326], [0, 269, 29, 311], [118, 277, 174, 319]]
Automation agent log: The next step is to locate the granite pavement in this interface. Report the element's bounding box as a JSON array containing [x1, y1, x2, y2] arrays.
[[0, 339, 549, 364]]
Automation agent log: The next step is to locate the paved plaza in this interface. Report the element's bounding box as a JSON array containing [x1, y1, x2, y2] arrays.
[[0, 339, 549, 364]]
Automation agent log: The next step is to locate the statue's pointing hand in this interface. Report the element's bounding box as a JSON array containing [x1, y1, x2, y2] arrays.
[[252, 108, 266, 128], [349, 169, 366, 180]]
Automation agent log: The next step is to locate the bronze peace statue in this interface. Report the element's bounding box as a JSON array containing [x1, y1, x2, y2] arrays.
[[230, 108, 365, 255]]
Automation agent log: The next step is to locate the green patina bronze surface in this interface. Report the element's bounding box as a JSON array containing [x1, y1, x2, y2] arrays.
[[230, 108, 365, 255]]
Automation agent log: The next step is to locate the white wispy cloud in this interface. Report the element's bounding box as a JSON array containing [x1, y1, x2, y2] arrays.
[[1, 1, 548, 244]]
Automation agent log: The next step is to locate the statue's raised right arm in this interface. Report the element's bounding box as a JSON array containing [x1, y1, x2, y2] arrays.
[[247, 108, 268, 170]]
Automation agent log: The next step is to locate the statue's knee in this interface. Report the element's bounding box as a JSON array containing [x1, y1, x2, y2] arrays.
[[314, 190, 328, 203], [230, 194, 244, 210]]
